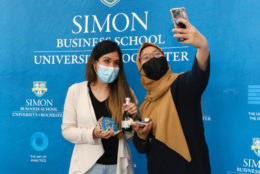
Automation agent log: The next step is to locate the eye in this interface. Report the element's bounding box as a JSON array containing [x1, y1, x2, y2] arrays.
[[141, 55, 149, 61], [104, 59, 110, 63], [154, 51, 163, 57], [114, 60, 120, 65]]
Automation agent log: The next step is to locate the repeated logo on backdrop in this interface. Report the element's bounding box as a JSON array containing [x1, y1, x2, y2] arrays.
[[225, 85, 260, 173], [248, 85, 260, 105], [30, 132, 48, 163], [100, 0, 120, 7], [252, 138, 260, 158], [226, 138, 260, 174], [12, 81, 62, 118], [33, 2, 190, 65], [32, 81, 47, 97], [248, 85, 260, 121]]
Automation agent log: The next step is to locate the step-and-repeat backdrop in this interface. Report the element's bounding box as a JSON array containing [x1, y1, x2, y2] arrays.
[[1, 0, 259, 173]]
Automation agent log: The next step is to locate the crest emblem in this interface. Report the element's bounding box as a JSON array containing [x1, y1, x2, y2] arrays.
[[251, 138, 260, 157], [101, 117, 118, 132], [32, 81, 47, 97], [100, 0, 120, 7]]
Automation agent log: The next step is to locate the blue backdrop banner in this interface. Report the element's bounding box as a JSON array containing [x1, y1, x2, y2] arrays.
[[0, 0, 260, 173]]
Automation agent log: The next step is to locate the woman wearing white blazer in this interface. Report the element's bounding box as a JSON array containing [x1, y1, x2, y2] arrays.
[[62, 40, 138, 174]]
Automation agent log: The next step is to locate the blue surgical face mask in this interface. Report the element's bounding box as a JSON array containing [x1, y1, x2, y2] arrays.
[[95, 64, 120, 83]]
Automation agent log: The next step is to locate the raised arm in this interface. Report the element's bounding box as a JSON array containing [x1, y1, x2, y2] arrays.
[[172, 18, 209, 71], [172, 19, 210, 96]]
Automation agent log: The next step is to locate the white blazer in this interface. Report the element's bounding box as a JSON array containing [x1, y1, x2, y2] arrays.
[[61, 81, 136, 174]]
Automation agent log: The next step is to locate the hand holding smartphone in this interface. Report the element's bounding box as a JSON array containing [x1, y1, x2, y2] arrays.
[[170, 7, 188, 41]]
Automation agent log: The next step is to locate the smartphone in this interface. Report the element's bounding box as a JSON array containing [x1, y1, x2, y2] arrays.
[[133, 121, 147, 128], [170, 7, 188, 41], [132, 119, 150, 128]]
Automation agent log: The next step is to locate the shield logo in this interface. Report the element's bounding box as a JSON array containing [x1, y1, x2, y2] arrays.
[[100, 0, 120, 7], [32, 81, 47, 97], [101, 117, 118, 132], [251, 138, 260, 157]]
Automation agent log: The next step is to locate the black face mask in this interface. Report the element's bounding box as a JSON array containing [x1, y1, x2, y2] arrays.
[[142, 56, 169, 81]]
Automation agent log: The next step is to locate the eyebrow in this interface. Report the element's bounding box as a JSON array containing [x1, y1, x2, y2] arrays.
[[103, 56, 112, 60], [103, 56, 120, 62], [142, 50, 161, 55]]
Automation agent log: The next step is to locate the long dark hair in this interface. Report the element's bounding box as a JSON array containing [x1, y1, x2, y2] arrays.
[[86, 40, 135, 137]]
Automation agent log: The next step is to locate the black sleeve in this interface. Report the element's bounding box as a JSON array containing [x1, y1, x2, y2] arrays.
[[133, 132, 148, 153], [175, 54, 210, 97]]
